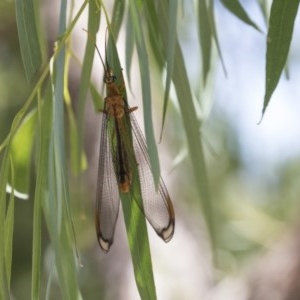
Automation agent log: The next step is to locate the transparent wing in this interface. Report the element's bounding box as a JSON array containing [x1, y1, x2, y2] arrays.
[[129, 114, 175, 242], [95, 113, 120, 253]]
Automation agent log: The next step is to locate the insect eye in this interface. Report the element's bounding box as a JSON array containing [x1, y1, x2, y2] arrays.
[[103, 75, 116, 84]]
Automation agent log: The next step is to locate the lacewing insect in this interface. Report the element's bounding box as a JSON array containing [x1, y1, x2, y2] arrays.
[[89, 31, 175, 253]]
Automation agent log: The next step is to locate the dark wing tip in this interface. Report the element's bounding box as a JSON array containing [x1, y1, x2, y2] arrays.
[[160, 218, 175, 243], [97, 233, 113, 254]]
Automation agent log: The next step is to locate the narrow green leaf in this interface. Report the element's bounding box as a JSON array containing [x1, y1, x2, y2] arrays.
[[125, 13, 134, 87], [64, 51, 87, 175], [52, 0, 67, 238], [77, 1, 101, 173], [67, 104, 88, 175], [172, 45, 215, 249], [208, 0, 227, 77], [15, 0, 42, 81], [262, 0, 299, 116], [111, 0, 125, 40], [10, 109, 37, 194], [129, 0, 161, 187], [31, 86, 52, 300], [0, 148, 11, 300], [157, 0, 215, 252], [220, 0, 262, 32], [5, 156, 15, 289], [143, 0, 165, 70], [90, 82, 103, 111], [198, 0, 213, 85], [121, 193, 156, 300], [46, 1, 81, 298], [160, 0, 178, 140], [257, 0, 269, 24], [44, 255, 55, 300]]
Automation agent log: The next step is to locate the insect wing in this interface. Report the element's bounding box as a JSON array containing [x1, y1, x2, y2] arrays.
[[129, 114, 175, 242], [95, 112, 120, 253]]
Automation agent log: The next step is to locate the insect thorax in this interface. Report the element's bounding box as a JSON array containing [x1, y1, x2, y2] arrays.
[[105, 95, 125, 118]]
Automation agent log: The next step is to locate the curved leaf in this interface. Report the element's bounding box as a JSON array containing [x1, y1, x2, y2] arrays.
[[220, 0, 262, 32], [262, 0, 300, 116]]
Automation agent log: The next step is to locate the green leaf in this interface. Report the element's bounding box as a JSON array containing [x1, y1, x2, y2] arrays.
[[157, 0, 215, 251], [208, 0, 227, 77], [46, 1, 81, 298], [220, 0, 262, 32], [173, 45, 215, 247], [198, 0, 213, 85], [0, 148, 11, 300], [262, 0, 299, 116], [143, 0, 165, 70], [121, 193, 156, 300], [5, 157, 15, 290], [67, 104, 88, 175], [77, 1, 101, 173], [111, 0, 126, 40], [0, 2, 88, 298], [31, 86, 52, 300], [125, 13, 134, 87], [64, 50, 87, 176], [15, 0, 42, 81], [90, 82, 103, 111], [160, 0, 178, 140], [10, 109, 37, 194], [257, 0, 269, 25], [129, 0, 161, 187]]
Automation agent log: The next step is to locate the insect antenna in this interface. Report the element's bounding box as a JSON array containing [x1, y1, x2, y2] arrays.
[[104, 28, 111, 73], [82, 28, 107, 75]]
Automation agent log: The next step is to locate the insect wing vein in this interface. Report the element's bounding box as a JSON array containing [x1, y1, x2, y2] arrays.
[[96, 112, 120, 252], [129, 114, 175, 242]]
